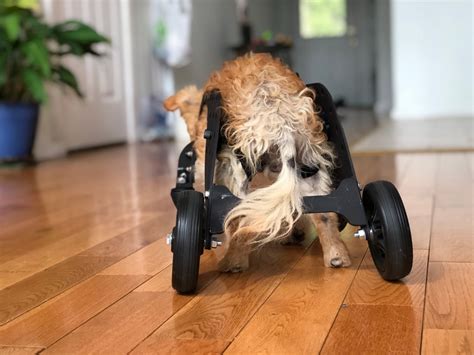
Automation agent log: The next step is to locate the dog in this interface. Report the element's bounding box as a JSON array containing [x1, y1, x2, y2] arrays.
[[164, 53, 351, 272]]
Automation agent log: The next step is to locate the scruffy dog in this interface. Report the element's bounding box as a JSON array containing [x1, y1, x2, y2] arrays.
[[164, 53, 351, 272]]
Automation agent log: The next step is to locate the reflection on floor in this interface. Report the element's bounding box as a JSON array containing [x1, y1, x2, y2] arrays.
[[352, 116, 473, 153], [0, 143, 472, 354]]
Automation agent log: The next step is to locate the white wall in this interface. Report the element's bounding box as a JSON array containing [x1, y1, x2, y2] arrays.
[[391, 0, 473, 120]]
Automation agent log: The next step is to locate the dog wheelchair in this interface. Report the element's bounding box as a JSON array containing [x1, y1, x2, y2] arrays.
[[168, 83, 413, 294]]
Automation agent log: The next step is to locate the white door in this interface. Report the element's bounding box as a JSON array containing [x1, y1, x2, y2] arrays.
[[41, 0, 130, 150]]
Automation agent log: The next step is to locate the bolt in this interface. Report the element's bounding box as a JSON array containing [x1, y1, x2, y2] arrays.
[[185, 166, 193, 173], [353, 229, 366, 239], [185, 150, 193, 158], [166, 233, 173, 245], [203, 130, 212, 140], [211, 240, 222, 248]]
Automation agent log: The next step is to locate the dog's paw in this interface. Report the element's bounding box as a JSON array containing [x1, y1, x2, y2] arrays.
[[217, 255, 249, 273], [323, 246, 351, 268]]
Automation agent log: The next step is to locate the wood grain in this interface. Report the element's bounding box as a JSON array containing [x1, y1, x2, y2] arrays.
[[131, 242, 315, 354], [422, 329, 473, 355], [0, 275, 148, 347], [344, 249, 428, 308], [0, 144, 472, 354], [424, 262, 474, 330], [0, 346, 43, 355], [397, 153, 438, 197], [429, 207, 474, 262], [0, 181, 164, 265], [133, 339, 230, 355], [321, 304, 423, 354], [402, 195, 434, 250], [99, 238, 171, 276], [0, 200, 168, 289], [224, 235, 367, 354], [0, 217, 165, 325], [0, 255, 117, 326], [43, 254, 220, 355]]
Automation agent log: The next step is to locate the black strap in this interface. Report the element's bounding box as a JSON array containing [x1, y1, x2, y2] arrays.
[[203, 91, 224, 192]]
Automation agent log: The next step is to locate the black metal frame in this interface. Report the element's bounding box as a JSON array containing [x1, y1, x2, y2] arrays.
[[171, 83, 369, 250]]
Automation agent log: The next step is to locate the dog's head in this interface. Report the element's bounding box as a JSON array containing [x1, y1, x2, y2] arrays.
[[164, 85, 203, 140]]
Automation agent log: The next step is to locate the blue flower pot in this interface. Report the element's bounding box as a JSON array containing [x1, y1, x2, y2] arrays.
[[0, 102, 39, 162]]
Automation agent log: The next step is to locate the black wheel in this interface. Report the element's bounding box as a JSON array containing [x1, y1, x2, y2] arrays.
[[171, 190, 204, 293], [362, 181, 413, 281]]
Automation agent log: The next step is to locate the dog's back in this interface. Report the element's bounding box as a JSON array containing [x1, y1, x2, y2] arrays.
[[205, 53, 335, 245]]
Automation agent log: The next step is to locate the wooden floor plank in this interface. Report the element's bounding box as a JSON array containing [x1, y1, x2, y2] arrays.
[[402, 195, 434, 250], [424, 262, 473, 330], [224, 233, 367, 354], [0, 346, 43, 355], [42, 254, 220, 355], [321, 304, 423, 354], [429, 207, 473, 263], [0, 202, 164, 289], [344, 250, 428, 308], [0, 275, 148, 348], [130, 240, 317, 354], [422, 329, 473, 354], [0, 181, 165, 264], [0, 217, 165, 325], [0, 144, 471, 354], [99, 238, 171, 276], [397, 153, 438, 197]]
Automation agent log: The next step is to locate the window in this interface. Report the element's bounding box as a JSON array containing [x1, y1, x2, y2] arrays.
[[299, 0, 347, 39]]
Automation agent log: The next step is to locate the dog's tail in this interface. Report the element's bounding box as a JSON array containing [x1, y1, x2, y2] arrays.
[[223, 132, 302, 246]]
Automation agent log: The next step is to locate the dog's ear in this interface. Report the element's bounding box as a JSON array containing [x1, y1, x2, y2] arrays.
[[163, 95, 179, 111]]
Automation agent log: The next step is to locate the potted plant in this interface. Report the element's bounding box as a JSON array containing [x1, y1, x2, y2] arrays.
[[0, 1, 109, 162]]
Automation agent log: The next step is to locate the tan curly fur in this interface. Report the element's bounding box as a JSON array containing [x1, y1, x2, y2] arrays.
[[165, 53, 351, 272], [204, 53, 334, 247]]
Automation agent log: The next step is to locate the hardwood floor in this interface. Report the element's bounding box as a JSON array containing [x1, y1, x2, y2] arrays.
[[0, 143, 472, 354]]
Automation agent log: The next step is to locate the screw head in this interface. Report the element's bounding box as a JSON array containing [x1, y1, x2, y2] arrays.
[[177, 176, 186, 184], [353, 229, 366, 239], [211, 240, 222, 248], [185, 150, 193, 158], [203, 130, 213, 140]]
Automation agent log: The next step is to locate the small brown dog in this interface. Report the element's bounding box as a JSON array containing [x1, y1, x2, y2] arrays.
[[164, 53, 351, 272]]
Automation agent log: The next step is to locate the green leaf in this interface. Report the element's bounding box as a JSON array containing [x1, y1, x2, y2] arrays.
[[21, 39, 51, 77], [52, 65, 82, 97], [53, 20, 110, 45], [21, 68, 47, 103], [0, 13, 21, 41]]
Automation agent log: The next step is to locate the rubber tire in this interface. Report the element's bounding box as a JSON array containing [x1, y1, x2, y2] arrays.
[[172, 190, 204, 294], [363, 181, 413, 281]]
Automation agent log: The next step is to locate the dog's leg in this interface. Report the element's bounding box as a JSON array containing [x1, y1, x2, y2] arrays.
[[218, 218, 251, 272], [313, 212, 351, 267], [214, 148, 252, 272], [300, 171, 350, 267]]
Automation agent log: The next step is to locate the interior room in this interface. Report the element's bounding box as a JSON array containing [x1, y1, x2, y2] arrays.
[[0, 0, 472, 354]]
